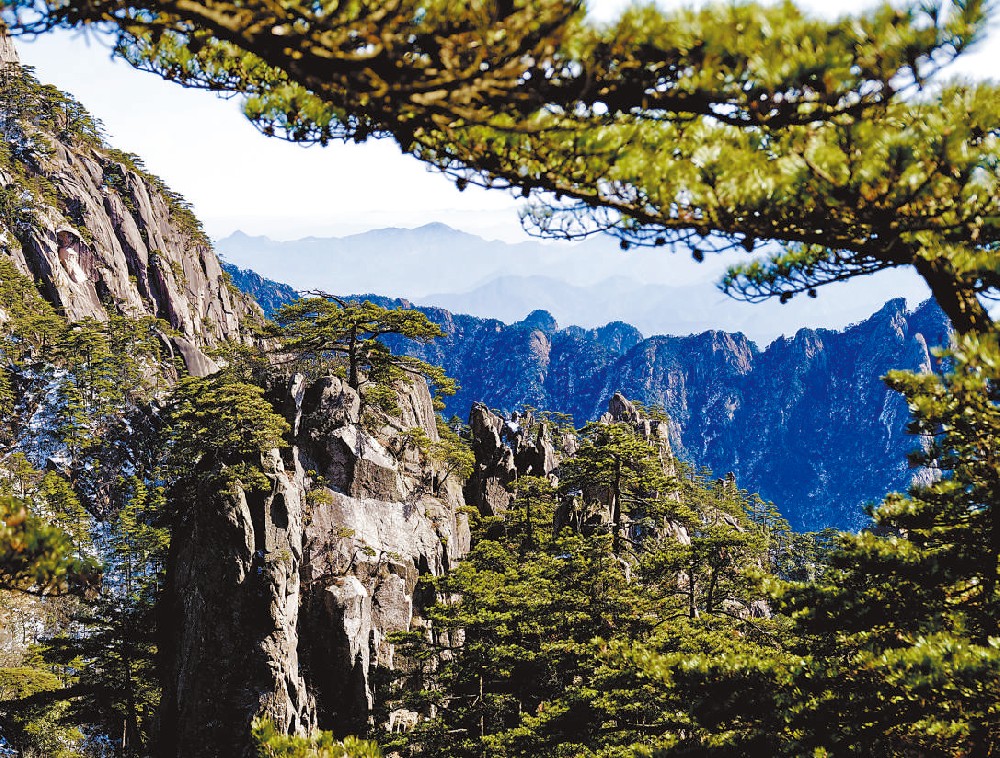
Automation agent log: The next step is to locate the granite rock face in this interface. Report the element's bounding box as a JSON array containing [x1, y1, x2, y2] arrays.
[[465, 403, 560, 516], [293, 375, 470, 735], [158, 451, 315, 758], [0, 46, 257, 375], [161, 374, 471, 753]]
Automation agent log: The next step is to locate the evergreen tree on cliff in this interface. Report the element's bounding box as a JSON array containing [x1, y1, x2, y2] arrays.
[[391, 417, 786, 757], [272, 295, 455, 412], [606, 335, 1000, 756]]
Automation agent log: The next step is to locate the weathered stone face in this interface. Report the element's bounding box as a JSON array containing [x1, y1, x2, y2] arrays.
[[158, 451, 314, 758], [0, 48, 258, 375], [162, 373, 471, 752]]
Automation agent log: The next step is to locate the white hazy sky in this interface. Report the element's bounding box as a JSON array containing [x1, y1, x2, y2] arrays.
[[14, 0, 1000, 243]]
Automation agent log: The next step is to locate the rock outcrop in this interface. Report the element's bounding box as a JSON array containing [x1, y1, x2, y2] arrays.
[[0, 43, 258, 375], [158, 451, 314, 758], [465, 404, 559, 516], [162, 374, 471, 754], [294, 375, 470, 735]]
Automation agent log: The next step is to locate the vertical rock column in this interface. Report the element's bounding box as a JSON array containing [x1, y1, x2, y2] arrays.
[[157, 451, 314, 758]]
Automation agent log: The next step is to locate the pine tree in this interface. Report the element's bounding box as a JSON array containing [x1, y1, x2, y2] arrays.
[[272, 296, 456, 415], [558, 421, 679, 554], [771, 331, 1000, 755], [612, 335, 1000, 756], [0, 495, 93, 596], [392, 415, 785, 758], [161, 373, 291, 496], [253, 717, 383, 758], [8, 0, 980, 152]]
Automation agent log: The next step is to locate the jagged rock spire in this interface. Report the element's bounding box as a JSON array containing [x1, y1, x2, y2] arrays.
[[0, 28, 20, 65]]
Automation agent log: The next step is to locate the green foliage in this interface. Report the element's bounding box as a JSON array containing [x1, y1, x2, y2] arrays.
[[391, 412, 785, 757], [427, 417, 475, 494], [505, 475, 558, 553], [604, 334, 1000, 756], [208, 337, 272, 385], [0, 61, 102, 150], [771, 333, 1000, 755], [47, 314, 166, 508], [0, 255, 64, 364], [16, 0, 981, 152], [23, 476, 169, 758], [398, 418, 474, 499], [163, 374, 290, 495], [253, 717, 382, 758], [558, 421, 679, 553], [0, 664, 85, 757], [272, 296, 456, 416], [39, 584, 162, 757], [0, 455, 90, 560], [0, 495, 94, 596], [519, 79, 999, 333], [0, 61, 111, 251]]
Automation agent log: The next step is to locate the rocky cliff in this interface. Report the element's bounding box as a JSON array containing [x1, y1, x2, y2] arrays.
[[160, 373, 471, 756], [161, 373, 692, 754], [0, 40, 257, 375]]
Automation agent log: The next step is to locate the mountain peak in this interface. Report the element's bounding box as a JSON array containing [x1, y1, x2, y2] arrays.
[[222, 230, 271, 243], [520, 309, 558, 333]]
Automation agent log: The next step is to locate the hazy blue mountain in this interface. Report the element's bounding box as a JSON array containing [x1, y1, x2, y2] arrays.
[[217, 223, 932, 345], [416, 273, 932, 343], [379, 298, 949, 532], [223, 262, 298, 317]]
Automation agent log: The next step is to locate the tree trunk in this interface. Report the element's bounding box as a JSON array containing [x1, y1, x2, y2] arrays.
[[914, 255, 994, 335], [611, 462, 622, 555], [347, 325, 359, 389]]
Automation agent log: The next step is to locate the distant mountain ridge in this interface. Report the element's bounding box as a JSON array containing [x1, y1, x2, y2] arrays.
[[223, 262, 298, 317], [217, 223, 931, 345], [225, 265, 949, 532]]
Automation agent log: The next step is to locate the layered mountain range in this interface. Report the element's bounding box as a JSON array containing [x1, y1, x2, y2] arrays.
[[223, 263, 948, 532], [217, 224, 932, 345], [389, 298, 950, 531]]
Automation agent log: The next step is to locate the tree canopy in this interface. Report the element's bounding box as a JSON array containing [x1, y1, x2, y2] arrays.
[[389, 418, 795, 758], [0, 495, 94, 596], [5, 1, 980, 139], [272, 295, 456, 412]]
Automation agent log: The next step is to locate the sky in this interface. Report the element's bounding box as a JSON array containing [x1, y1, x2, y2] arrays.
[[14, 0, 999, 245]]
